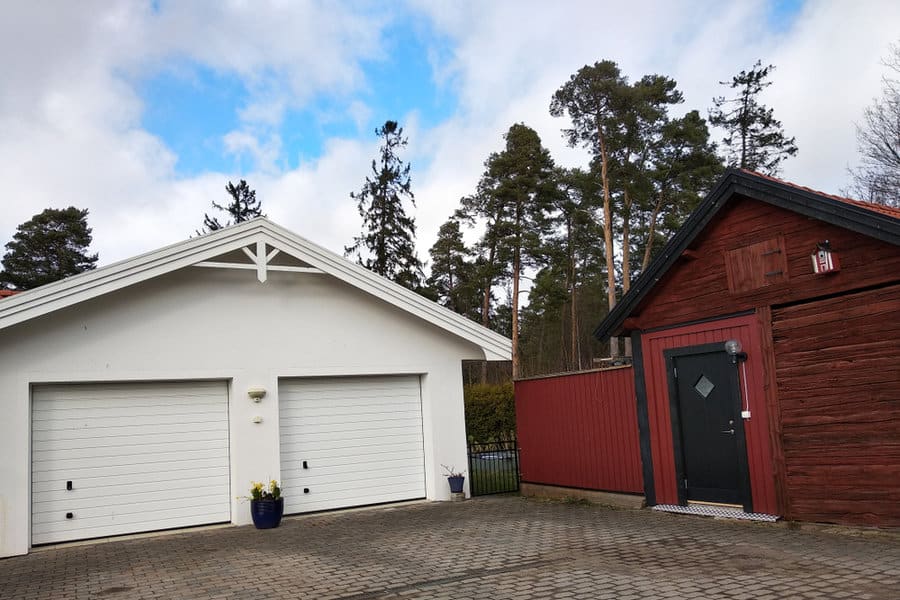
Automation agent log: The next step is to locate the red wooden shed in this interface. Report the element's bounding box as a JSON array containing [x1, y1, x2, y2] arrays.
[[594, 169, 900, 526]]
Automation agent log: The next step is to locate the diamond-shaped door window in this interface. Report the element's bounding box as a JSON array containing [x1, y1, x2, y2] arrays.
[[694, 375, 715, 398]]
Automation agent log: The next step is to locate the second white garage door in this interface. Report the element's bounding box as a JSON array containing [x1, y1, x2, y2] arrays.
[[279, 375, 426, 514]]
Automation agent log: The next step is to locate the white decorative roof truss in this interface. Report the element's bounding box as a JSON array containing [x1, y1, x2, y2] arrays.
[[194, 239, 324, 282], [0, 219, 511, 359]]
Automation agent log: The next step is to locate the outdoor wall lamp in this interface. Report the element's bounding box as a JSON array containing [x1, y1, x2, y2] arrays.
[[247, 387, 267, 402], [724, 339, 748, 365], [725, 339, 752, 419]]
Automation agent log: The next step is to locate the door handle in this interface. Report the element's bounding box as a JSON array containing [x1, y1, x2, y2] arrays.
[[721, 428, 735, 435], [302, 460, 308, 469]]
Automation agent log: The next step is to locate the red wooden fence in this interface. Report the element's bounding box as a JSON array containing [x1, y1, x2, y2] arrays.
[[515, 367, 643, 494]]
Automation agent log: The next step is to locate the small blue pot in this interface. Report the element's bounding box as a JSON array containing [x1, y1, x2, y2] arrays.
[[448, 476, 465, 494], [250, 498, 284, 529]]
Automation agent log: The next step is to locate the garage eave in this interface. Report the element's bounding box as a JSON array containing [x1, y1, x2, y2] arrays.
[[0, 218, 512, 361]]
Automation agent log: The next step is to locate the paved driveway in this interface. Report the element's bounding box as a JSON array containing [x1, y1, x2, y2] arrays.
[[2, 496, 898, 599]]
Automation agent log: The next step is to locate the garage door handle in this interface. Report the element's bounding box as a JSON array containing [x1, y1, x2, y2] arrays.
[[66, 512, 74, 519], [302, 461, 308, 469], [67, 481, 73, 491], [304, 488, 310, 494]]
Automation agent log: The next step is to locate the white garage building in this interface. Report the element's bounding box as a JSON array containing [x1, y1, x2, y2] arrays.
[[0, 219, 510, 557]]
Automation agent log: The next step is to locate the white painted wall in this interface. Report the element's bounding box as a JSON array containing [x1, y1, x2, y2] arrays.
[[0, 267, 485, 557]]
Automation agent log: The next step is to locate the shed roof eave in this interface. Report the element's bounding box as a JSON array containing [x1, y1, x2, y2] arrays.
[[593, 169, 900, 342]]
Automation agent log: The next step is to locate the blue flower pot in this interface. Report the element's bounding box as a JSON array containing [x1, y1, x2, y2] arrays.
[[448, 476, 465, 494], [250, 498, 284, 529]]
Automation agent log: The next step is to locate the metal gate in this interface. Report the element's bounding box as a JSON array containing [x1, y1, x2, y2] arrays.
[[467, 439, 520, 496]]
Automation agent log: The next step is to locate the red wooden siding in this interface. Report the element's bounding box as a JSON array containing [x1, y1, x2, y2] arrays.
[[772, 284, 900, 526], [641, 314, 779, 515], [627, 197, 900, 332], [515, 368, 643, 494]]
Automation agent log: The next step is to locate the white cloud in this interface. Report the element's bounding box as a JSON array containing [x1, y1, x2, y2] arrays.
[[262, 136, 377, 251], [0, 1, 390, 263], [0, 0, 897, 272], [408, 0, 900, 252], [144, 2, 387, 113], [347, 101, 374, 135], [223, 130, 283, 174], [759, 2, 900, 190]]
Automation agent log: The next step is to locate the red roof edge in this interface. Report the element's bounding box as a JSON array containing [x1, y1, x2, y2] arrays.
[[739, 169, 900, 219]]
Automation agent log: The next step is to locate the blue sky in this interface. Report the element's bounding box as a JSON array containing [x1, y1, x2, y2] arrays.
[[139, 16, 458, 175], [767, 0, 805, 31], [136, 0, 807, 178], [0, 1, 897, 264]]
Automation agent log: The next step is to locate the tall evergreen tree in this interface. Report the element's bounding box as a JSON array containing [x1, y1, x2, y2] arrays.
[[849, 42, 900, 207], [517, 266, 570, 375], [609, 73, 684, 295], [550, 61, 684, 356], [0, 207, 99, 290], [550, 62, 627, 356], [543, 167, 604, 371], [459, 186, 510, 331], [635, 110, 723, 275], [345, 120, 423, 290], [426, 217, 480, 319], [709, 60, 798, 175], [460, 123, 556, 378], [201, 179, 263, 233]]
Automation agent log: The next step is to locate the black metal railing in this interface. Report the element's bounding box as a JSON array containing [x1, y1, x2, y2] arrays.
[[467, 438, 520, 496]]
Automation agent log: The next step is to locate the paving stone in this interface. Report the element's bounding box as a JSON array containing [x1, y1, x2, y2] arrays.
[[1, 497, 898, 599]]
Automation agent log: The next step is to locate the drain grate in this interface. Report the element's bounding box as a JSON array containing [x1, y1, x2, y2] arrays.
[[653, 504, 779, 522]]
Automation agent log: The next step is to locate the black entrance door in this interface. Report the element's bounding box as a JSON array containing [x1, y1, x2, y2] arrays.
[[664, 343, 752, 511]]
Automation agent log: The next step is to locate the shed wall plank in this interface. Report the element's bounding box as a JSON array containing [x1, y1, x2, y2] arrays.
[[772, 284, 900, 526]]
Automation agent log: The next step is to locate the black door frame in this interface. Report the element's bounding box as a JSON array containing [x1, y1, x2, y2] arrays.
[[664, 342, 753, 513]]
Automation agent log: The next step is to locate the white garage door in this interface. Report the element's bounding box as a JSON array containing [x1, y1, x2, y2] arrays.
[[279, 375, 426, 514], [32, 381, 231, 545]]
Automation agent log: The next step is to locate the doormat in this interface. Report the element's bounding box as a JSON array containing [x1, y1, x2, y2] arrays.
[[652, 504, 779, 522]]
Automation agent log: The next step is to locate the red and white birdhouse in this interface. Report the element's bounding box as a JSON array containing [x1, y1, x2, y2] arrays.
[[811, 240, 840, 274]]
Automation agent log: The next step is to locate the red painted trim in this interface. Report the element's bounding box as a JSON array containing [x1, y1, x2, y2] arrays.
[[641, 313, 779, 515]]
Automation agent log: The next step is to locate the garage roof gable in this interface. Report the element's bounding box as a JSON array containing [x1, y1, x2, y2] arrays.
[[0, 218, 511, 360]]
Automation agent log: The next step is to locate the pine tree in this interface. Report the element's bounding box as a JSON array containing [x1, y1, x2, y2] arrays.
[[345, 120, 423, 290], [201, 179, 263, 233], [550, 61, 683, 356], [426, 217, 480, 319], [609, 73, 684, 296], [458, 187, 510, 331], [636, 110, 723, 274], [709, 60, 798, 175], [550, 62, 627, 349], [0, 207, 99, 290], [460, 123, 556, 378], [547, 167, 605, 371]]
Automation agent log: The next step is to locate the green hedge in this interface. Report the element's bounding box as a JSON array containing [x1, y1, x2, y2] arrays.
[[464, 382, 516, 443]]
